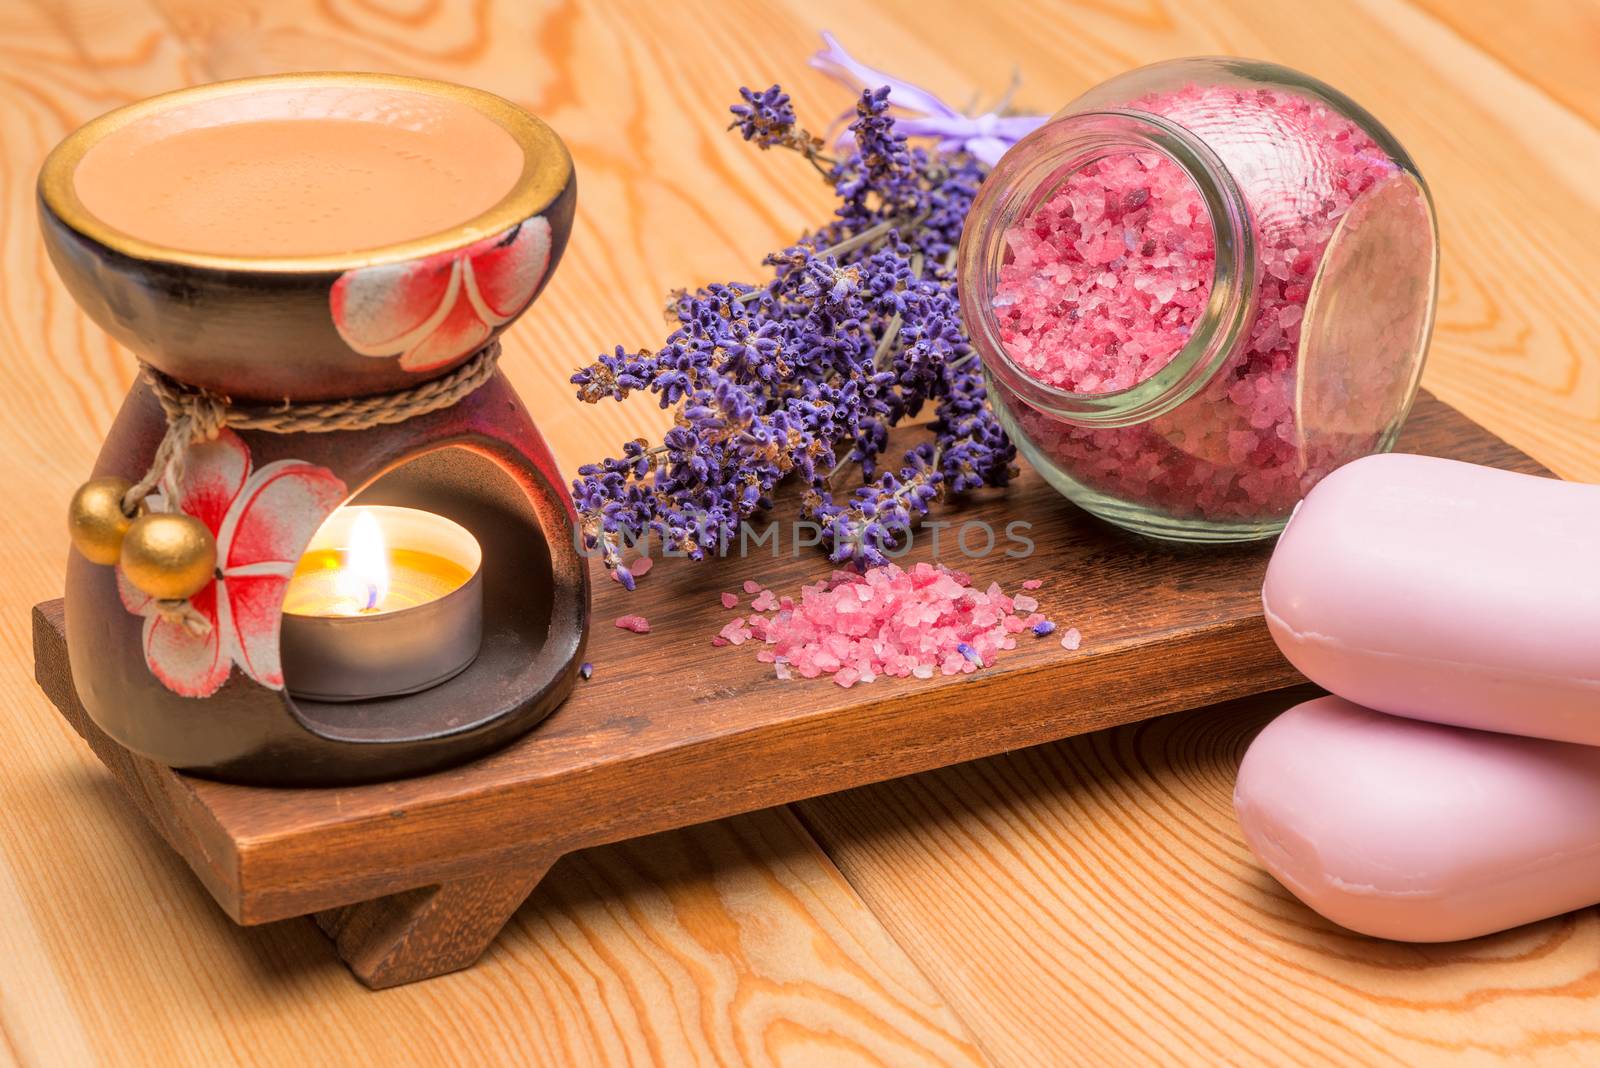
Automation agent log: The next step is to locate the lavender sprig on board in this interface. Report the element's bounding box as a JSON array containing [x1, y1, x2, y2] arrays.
[[571, 85, 1017, 571]]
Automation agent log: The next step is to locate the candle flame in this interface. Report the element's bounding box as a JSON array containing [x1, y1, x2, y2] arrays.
[[334, 509, 389, 614]]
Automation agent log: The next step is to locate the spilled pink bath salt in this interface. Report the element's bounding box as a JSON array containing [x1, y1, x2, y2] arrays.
[[615, 614, 651, 634], [718, 562, 1070, 684], [994, 83, 1404, 523], [720, 592, 740, 609], [1021, 579, 1044, 590]]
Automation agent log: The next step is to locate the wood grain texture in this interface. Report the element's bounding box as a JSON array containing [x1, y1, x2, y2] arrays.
[[2, 0, 1596, 1062], [7, 794, 984, 1067], [796, 689, 1600, 1066], [1407, 0, 1600, 127]]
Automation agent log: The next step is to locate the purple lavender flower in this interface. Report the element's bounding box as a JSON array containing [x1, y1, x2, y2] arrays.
[[572, 75, 1018, 574], [729, 85, 796, 145]]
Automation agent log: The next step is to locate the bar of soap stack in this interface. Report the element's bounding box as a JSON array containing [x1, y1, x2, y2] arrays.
[[1238, 453, 1600, 941]]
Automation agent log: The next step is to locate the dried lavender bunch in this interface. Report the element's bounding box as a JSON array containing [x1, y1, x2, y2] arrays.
[[571, 85, 1016, 582]]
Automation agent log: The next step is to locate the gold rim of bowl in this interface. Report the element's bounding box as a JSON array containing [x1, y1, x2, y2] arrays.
[[37, 71, 572, 275]]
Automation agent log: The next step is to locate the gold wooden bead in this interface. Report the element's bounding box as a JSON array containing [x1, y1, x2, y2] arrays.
[[121, 513, 217, 601], [68, 477, 136, 565]]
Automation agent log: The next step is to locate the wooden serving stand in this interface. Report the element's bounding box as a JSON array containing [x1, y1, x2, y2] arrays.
[[32, 393, 1544, 989]]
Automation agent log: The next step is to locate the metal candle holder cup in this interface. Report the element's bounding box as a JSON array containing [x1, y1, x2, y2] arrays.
[[40, 73, 590, 786], [280, 506, 485, 703]]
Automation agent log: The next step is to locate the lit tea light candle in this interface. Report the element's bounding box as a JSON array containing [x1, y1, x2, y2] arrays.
[[280, 505, 483, 702], [284, 509, 474, 616]]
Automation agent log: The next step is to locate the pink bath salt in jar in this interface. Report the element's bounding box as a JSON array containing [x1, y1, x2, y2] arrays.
[[958, 58, 1438, 540]]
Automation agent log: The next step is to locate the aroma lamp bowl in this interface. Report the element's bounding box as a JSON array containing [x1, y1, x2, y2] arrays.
[[39, 73, 589, 786], [40, 72, 576, 399]]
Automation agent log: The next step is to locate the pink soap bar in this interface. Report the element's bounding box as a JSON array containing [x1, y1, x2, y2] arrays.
[[1236, 695, 1600, 941], [1263, 454, 1600, 745]]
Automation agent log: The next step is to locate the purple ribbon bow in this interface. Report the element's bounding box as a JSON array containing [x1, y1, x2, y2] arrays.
[[809, 31, 1046, 166]]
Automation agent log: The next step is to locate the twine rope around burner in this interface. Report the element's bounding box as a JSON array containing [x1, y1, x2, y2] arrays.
[[123, 341, 503, 636]]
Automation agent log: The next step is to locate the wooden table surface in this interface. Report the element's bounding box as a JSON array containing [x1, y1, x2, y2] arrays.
[[2, 1, 1596, 1065]]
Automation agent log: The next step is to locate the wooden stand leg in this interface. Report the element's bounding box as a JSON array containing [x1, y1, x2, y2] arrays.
[[313, 860, 553, 989]]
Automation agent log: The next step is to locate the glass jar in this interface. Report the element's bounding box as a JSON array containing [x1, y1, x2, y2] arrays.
[[959, 58, 1438, 541]]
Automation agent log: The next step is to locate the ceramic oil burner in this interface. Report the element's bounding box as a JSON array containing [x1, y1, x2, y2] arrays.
[[40, 73, 588, 786]]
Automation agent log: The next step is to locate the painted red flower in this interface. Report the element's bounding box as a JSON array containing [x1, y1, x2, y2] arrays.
[[330, 218, 553, 372], [118, 430, 347, 698]]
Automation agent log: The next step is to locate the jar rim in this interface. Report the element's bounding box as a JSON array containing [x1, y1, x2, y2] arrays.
[[957, 108, 1257, 427]]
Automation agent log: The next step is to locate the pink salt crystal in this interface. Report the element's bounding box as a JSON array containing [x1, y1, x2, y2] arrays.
[[719, 617, 752, 646], [614, 614, 650, 634], [835, 667, 861, 688], [751, 590, 779, 612], [711, 636, 729, 647], [1022, 579, 1044, 590], [1014, 594, 1039, 613], [743, 579, 763, 594], [996, 152, 1214, 393], [1061, 627, 1082, 651], [630, 556, 654, 578], [720, 592, 739, 609]]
